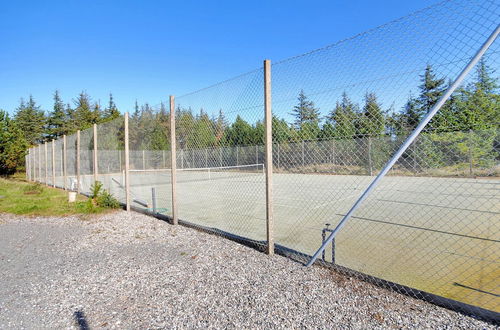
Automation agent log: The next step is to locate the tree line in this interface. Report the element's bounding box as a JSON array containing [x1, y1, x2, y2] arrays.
[[0, 60, 498, 174]]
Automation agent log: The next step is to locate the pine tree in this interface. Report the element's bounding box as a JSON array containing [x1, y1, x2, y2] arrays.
[[326, 92, 358, 138], [418, 65, 446, 115], [290, 90, 321, 139], [213, 109, 227, 145], [224, 115, 254, 146], [475, 58, 498, 94], [357, 92, 385, 137], [14, 95, 46, 144], [103, 93, 120, 121], [73, 91, 94, 129], [63, 103, 78, 135], [0, 110, 29, 174], [47, 90, 66, 139]]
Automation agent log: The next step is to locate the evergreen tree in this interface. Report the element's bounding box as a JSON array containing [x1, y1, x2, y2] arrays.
[[47, 90, 66, 139], [357, 92, 385, 136], [14, 95, 45, 144], [272, 116, 293, 143], [290, 90, 321, 139], [63, 103, 78, 135], [417, 65, 446, 115], [326, 92, 358, 138], [224, 115, 254, 146], [213, 109, 228, 145], [188, 109, 216, 148], [73, 91, 95, 129], [475, 58, 498, 94], [0, 110, 29, 174], [103, 93, 120, 121]]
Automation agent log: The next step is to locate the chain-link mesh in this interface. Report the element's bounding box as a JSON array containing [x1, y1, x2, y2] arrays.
[[24, 0, 499, 321], [175, 68, 266, 246], [54, 139, 64, 188], [96, 117, 126, 205], [66, 134, 77, 190], [79, 127, 94, 195], [128, 103, 172, 217], [270, 0, 499, 317]]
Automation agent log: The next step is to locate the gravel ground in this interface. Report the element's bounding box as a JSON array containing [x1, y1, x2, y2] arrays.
[[0, 211, 495, 329]]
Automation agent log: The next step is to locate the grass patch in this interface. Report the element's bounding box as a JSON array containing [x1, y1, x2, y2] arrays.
[[0, 177, 115, 216]]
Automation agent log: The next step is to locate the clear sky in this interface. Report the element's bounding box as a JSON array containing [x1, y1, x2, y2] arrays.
[[0, 0, 441, 114]]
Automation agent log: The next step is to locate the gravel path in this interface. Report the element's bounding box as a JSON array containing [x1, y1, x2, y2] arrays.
[[0, 211, 494, 329]]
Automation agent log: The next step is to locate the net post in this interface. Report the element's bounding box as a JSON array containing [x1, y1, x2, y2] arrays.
[[170, 95, 178, 225], [264, 59, 274, 256], [44, 142, 48, 185], [63, 135, 67, 190], [76, 130, 81, 194], [52, 139, 56, 187], [142, 150, 146, 170], [93, 123, 98, 184], [124, 113, 131, 212]]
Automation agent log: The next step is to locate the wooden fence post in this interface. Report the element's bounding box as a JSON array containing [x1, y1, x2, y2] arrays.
[[93, 124, 98, 184], [264, 59, 274, 256], [63, 135, 67, 190], [124, 113, 131, 212], [76, 130, 81, 194], [52, 139, 56, 187], [44, 142, 48, 185], [170, 96, 178, 225]]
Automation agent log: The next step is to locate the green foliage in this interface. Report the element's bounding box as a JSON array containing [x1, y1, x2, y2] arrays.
[[290, 90, 321, 139], [0, 110, 29, 175], [357, 93, 385, 137], [5, 60, 500, 179], [0, 177, 110, 216], [14, 95, 45, 145], [88, 181, 120, 209], [327, 92, 358, 139]]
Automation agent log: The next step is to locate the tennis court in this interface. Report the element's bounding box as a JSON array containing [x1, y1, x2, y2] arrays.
[[83, 166, 500, 312]]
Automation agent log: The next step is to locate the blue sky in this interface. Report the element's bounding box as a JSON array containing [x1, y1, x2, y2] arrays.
[[0, 0, 441, 115]]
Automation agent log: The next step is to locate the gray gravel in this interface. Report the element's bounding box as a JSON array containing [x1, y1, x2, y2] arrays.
[[0, 211, 495, 329]]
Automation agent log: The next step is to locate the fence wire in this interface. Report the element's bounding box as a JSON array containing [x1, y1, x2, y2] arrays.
[[128, 103, 172, 217], [96, 117, 126, 205], [268, 0, 499, 318], [175, 68, 266, 246], [26, 0, 499, 321]]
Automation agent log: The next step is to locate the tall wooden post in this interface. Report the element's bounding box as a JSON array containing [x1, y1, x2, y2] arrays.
[[63, 135, 67, 190], [76, 130, 81, 194], [93, 124, 98, 184], [44, 142, 48, 185], [264, 59, 274, 255], [38, 146, 41, 182], [124, 113, 131, 212], [170, 95, 178, 225], [25, 153, 29, 181], [52, 140, 56, 187]]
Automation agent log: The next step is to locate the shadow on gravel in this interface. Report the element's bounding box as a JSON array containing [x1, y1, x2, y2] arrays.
[[74, 310, 89, 330]]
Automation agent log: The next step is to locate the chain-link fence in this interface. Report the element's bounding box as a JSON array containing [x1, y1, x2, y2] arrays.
[[25, 0, 499, 322]]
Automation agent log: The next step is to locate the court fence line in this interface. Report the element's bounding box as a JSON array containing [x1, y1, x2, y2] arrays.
[[24, 1, 499, 323]]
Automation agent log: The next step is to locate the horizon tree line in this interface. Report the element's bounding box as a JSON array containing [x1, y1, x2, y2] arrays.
[[0, 60, 498, 174]]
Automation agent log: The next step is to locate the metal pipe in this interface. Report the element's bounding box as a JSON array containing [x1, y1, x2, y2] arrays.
[[306, 24, 500, 267]]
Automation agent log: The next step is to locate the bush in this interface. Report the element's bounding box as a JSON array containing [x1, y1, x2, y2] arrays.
[[88, 181, 120, 209]]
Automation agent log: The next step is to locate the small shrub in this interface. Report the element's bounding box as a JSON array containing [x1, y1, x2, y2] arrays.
[[22, 183, 44, 195], [88, 181, 120, 210]]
